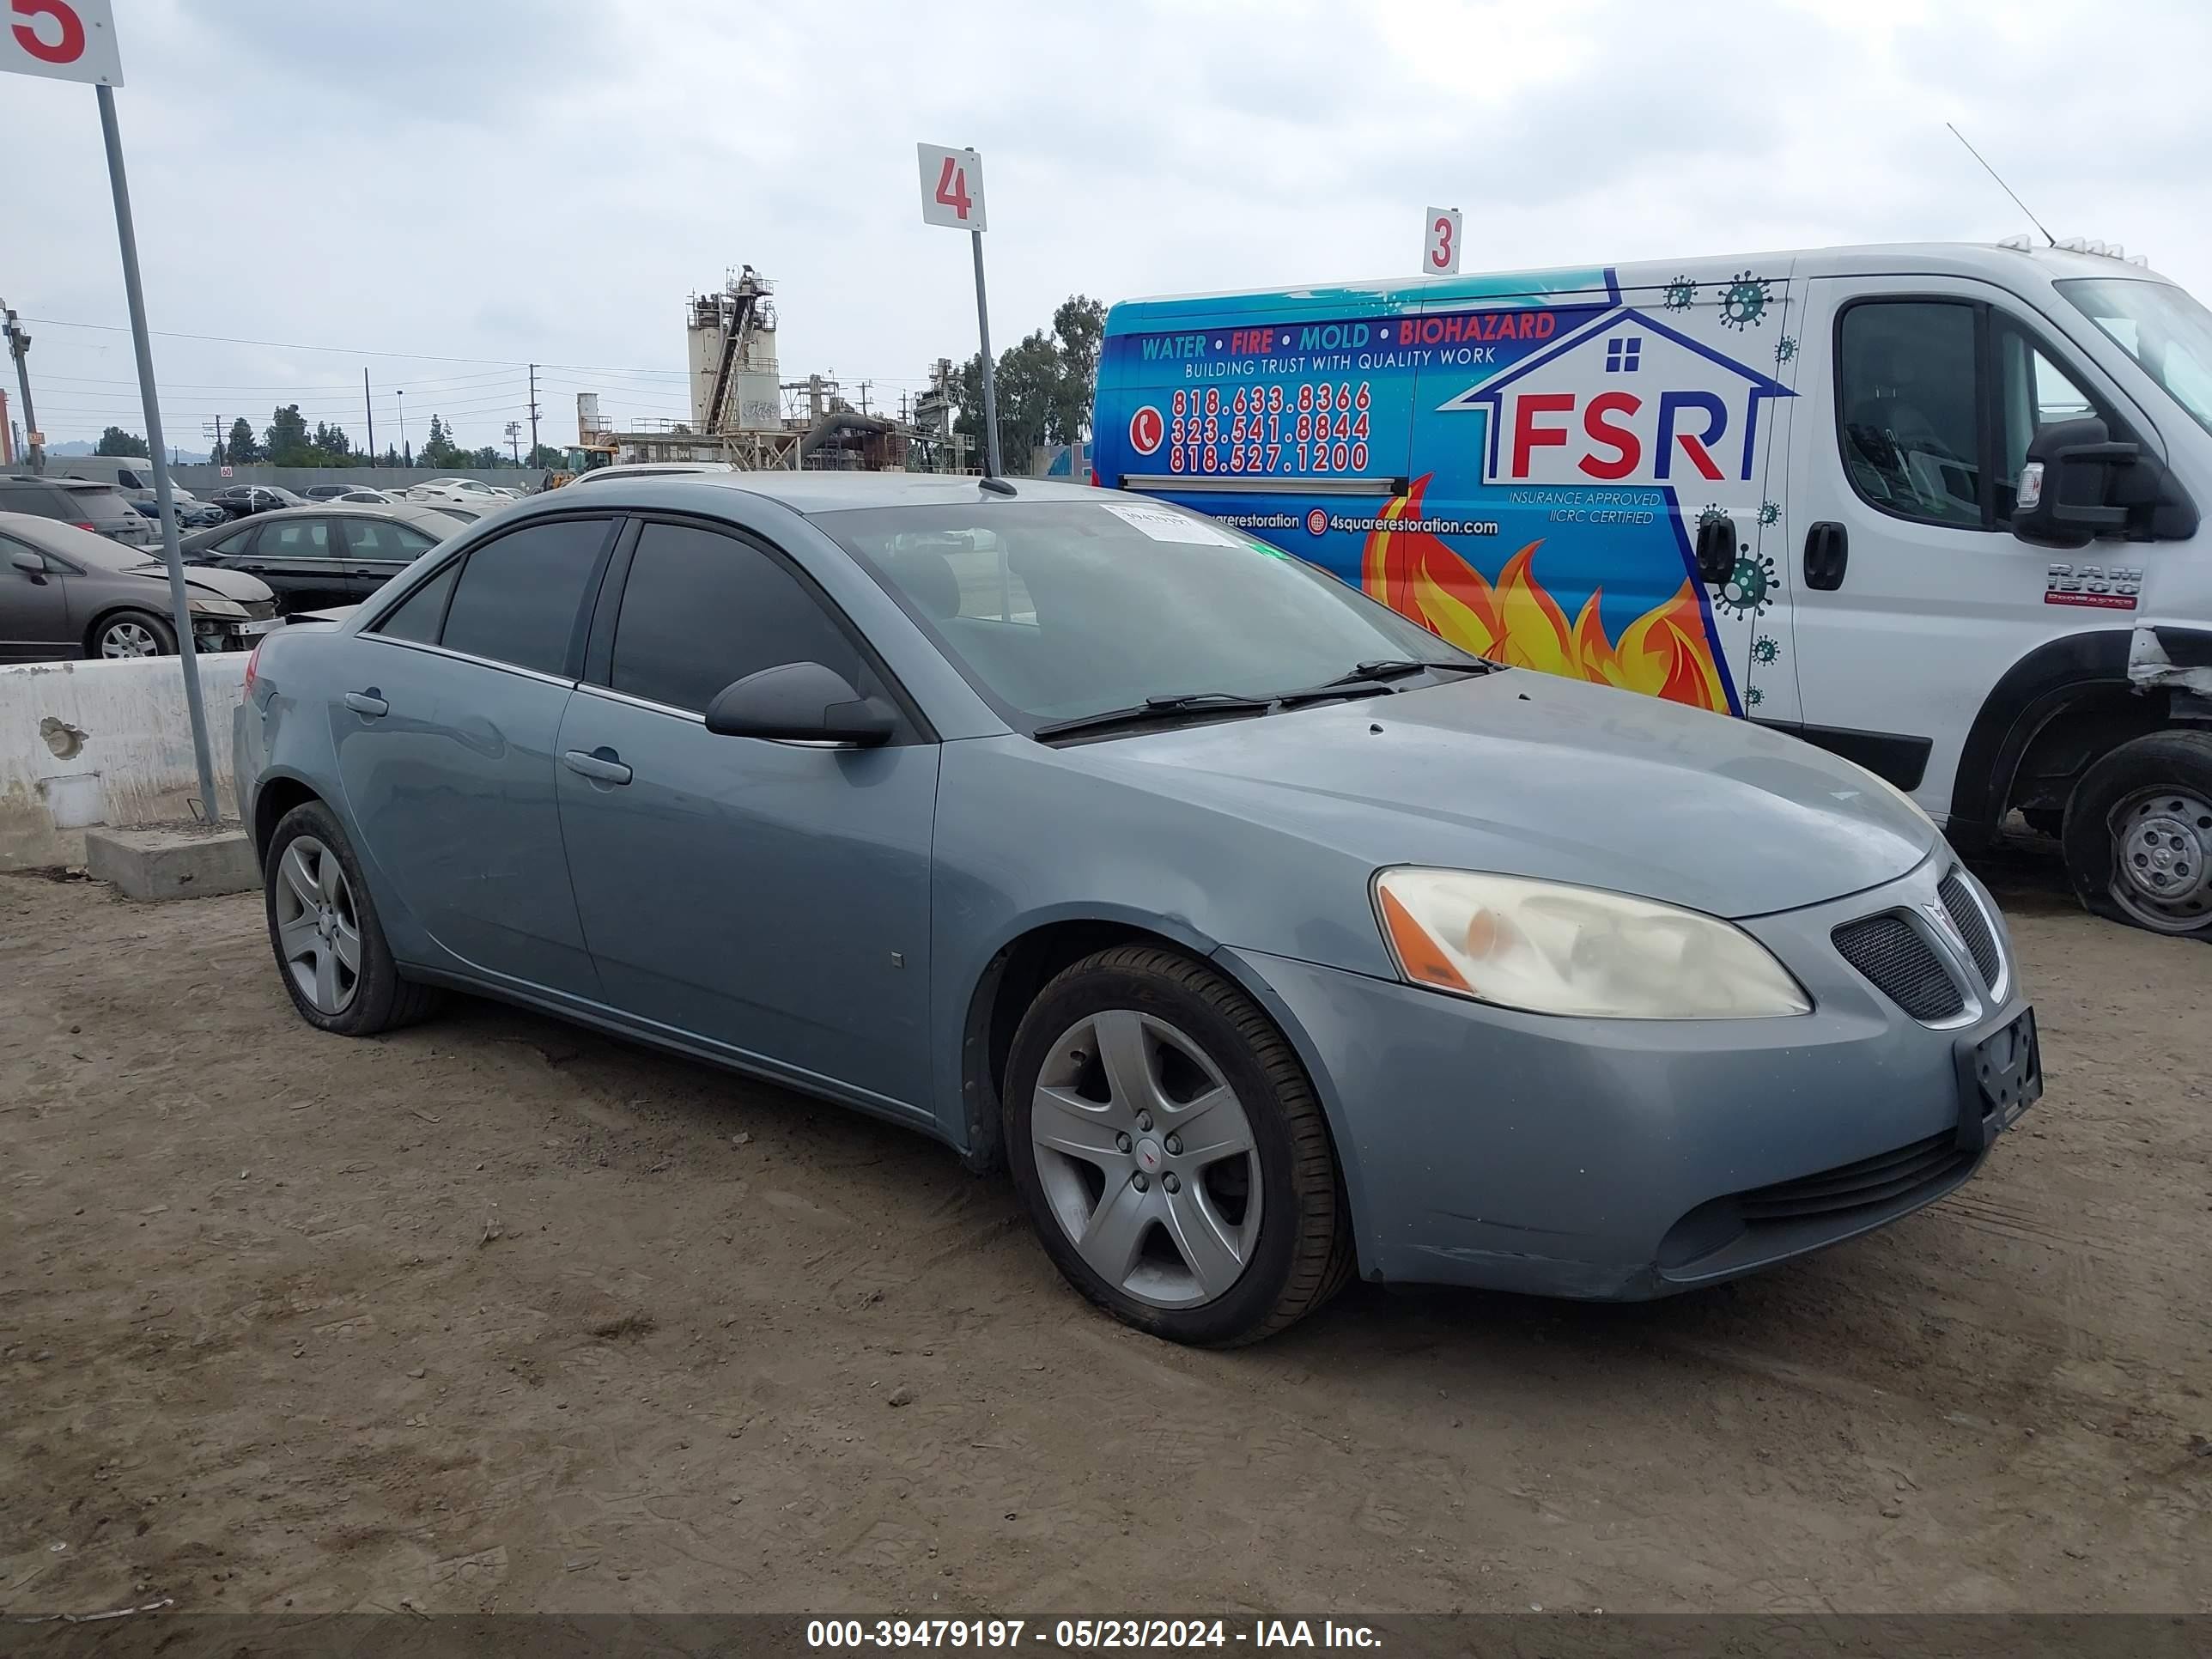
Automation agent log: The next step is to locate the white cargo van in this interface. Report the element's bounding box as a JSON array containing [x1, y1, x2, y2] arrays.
[[1094, 241, 2212, 937]]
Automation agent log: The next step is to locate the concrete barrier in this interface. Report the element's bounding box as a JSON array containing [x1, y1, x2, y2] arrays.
[[0, 653, 248, 871]]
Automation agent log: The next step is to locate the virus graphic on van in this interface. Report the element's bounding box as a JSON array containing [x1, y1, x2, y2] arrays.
[[1663, 276, 1698, 312], [1716, 552, 1778, 619], [1697, 502, 1729, 528], [1758, 500, 1781, 526], [1361, 476, 1730, 714], [1775, 334, 1798, 365], [1752, 634, 1781, 665], [1718, 273, 1772, 331], [1747, 684, 1766, 708]]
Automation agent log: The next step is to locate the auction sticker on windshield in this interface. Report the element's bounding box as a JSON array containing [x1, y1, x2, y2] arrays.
[[1100, 501, 1243, 546]]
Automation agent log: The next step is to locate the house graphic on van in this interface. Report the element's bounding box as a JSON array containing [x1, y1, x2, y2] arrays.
[[1439, 309, 1796, 491]]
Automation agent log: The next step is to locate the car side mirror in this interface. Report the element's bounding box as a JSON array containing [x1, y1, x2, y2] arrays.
[[1693, 514, 1738, 586], [2012, 416, 2200, 547], [703, 660, 894, 746], [8, 547, 44, 576]]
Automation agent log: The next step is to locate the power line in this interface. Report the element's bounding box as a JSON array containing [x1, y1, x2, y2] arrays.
[[24, 314, 695, 378]]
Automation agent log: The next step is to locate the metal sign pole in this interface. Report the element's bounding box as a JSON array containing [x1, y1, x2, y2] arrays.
[[95, 82, 221, 823], [970, 228, 1001, 479]]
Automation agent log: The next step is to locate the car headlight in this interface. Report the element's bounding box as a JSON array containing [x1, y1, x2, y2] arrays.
[[1372, 867, 1811, 1019], [187, 597, 247, 619]]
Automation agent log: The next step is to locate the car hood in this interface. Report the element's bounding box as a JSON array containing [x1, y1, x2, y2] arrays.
[[126, 561, 273, 604], [1063, 671, 1938, 921]]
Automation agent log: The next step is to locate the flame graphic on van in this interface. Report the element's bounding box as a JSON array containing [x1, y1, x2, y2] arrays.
[[1360, 476, 1729, 712]]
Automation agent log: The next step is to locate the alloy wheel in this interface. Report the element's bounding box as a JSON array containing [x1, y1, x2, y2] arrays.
[[100, 621, 160, 658], [273, 836, 362, 1014], [1029, 1010, 1263, 1309]]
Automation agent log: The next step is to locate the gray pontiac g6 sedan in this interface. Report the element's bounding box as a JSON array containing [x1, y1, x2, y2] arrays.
[[232, 474, 2039, 1345]]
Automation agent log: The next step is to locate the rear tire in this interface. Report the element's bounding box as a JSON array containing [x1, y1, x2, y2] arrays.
[[88, 609, 175, 659], [264, 801, 441, 1035], [1004, 945, 1349, 1346], [2062, 730, 2212, 939]]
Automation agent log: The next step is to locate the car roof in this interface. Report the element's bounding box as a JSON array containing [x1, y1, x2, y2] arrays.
[[550, 471, 1099, 516]]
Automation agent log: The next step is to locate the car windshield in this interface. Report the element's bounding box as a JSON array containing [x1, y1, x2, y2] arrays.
[[2054, 276, 2212, 438], [821, 498, 1474, 729]]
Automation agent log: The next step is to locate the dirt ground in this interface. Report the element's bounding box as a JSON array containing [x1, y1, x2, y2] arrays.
[[2, 854, 2207, 1618]]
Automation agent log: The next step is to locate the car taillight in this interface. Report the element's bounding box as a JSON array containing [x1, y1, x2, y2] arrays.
[[72, 520, 95, 532], [243, 639, 264, 699]]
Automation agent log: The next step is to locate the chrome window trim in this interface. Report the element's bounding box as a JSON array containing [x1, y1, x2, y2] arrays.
[[360, 633, 577, 690]]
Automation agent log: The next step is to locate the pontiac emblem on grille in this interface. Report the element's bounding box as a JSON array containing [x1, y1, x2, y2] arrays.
[[1923, 898, 1966, 953]]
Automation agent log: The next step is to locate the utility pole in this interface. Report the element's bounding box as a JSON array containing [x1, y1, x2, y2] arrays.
[[505, 420, 521, 465], [527, 362, 539, 460], [362, 368, 374, 462], [397, 390, 408, 466], [857, 380, 872, 417], [3, 303, 44, 474]]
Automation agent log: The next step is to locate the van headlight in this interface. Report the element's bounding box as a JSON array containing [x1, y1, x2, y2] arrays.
[[1373, 867, 1811, 1019]]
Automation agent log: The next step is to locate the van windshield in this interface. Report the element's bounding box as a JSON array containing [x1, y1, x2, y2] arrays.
[[2054, 276, 2212, 438], [820, 498, 1475, 730]]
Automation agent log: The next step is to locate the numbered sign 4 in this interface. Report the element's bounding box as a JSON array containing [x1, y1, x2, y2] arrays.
[[0, 0, 123, 83], [917, 143, 988, 233], [1424, 206, 1462, 276]]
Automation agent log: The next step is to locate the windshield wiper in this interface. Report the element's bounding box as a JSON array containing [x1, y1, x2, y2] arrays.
[[1272, 657, 1497, 708], [1032, 691, 1274, 741]]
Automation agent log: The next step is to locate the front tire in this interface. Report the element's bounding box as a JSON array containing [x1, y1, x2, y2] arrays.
[[2063, 730, 2212, 939], [264, 801, 440, 1035], [89, 609, 175, 659], [1004, 945, 1351, 1346]]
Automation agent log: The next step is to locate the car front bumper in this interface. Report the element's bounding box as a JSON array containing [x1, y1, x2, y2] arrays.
[[1223, 856, 2037, 1300]]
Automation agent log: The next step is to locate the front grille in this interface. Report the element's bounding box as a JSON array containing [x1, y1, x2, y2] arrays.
[[1939, 870, 2002, 991], [1832, 915, 1964, 1021], [1737, 1130, 1973, 1223]]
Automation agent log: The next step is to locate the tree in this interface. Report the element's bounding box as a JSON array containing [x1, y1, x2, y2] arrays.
[[95, 425, 150, 458], [952, 294, 1107, 468], [225, 416, 261, 464], [418, 414, 462, 469], [310, 421, 353, 464], [526, 442, 564, 469], [378, 446, 402, 468], [264, 404, 313, 465]]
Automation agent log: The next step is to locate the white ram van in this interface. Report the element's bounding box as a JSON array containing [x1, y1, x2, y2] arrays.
[[1094, 240, 2212, 937]]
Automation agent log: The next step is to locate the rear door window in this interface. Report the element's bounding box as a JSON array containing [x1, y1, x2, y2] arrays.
[[0, 482, 73, 520], [437, 517, 614, 676], [338, 519, 436, 562], [253, 519, 334, 560]]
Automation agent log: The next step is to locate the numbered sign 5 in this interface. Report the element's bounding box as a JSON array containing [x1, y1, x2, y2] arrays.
[[1424, 206, 1462, 276], [917, 143, 988, 233], [0, 0, 123, 84]]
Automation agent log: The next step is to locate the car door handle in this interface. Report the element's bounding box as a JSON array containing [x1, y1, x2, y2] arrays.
[[343, 690, 388, 717], [1803, 521, 1849, 592], [562, 747, 632, 786]]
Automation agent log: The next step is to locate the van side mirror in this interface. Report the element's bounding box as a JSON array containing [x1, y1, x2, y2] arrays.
[[2012, 416, 2200, 547], [703, 660, 894, 746], [1693, 515, 1738, 586]]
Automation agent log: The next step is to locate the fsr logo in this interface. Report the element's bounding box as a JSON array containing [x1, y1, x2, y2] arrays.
[[1440, 308, 1794, 488]]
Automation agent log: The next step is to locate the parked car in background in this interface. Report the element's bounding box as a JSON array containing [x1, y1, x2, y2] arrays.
[[232, 474, 2038, 1346], [302, 484, 362, 501], [180, 503, 465, 614], [563, 462, 735, 485], [0, 472, 98, 530], [324, 488, 400, 506], [208, 484, 311, 520], [53, 479, 160, 550], [1, 511, 279, 659], [404, 478, 519, 511], [129, 490, 229, 531]]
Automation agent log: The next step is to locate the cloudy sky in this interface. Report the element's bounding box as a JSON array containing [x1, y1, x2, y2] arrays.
[[9, 0, 2205, 456]]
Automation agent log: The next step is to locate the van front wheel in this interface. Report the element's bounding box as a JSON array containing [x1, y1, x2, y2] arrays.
[[2063, 730, 2212, 939]]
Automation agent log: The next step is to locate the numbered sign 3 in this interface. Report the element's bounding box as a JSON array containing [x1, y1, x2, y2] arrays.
[[0, 0, 123, 84], [917, 143, 987, 233], [1424, 206, 1462, 276]]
